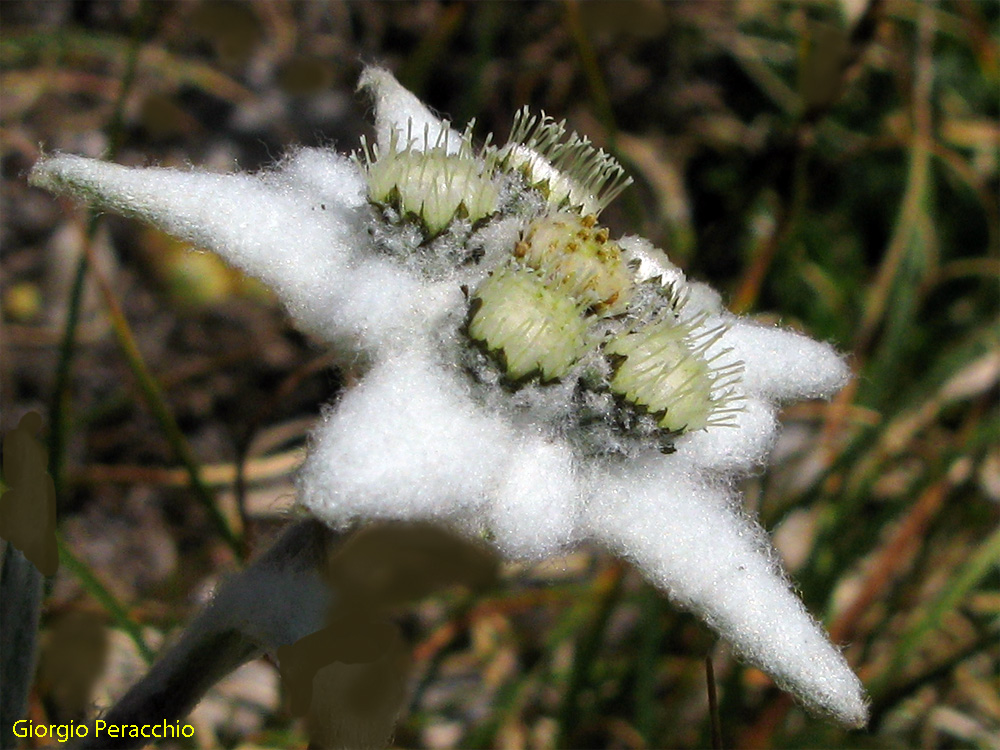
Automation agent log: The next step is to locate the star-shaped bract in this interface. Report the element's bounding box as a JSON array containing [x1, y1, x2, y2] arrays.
[[30, 68, 867, 727]]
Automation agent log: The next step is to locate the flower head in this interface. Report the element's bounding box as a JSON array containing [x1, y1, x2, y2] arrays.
[[30, 67, 867, 727]]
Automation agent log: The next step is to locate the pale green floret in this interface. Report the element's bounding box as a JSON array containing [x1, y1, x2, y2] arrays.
[[360, 125, 498, 235], [515, 212, 633, 315], [605, 314, 744, 433], [468, 267, 590, 381], [489, 107, 632, 216]]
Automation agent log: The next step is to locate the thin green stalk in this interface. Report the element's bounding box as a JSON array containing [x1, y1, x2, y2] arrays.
[[41, 3, 243, 559], [871, 522, 1000, 699], [633, 586, 665, 744], [84, 265, 242, 556], [555, 564, 625, 748], [48, 250, 90, 500], [706, 655, 723, 750], [48, 2, 151, 498], [57, 535, 155, 664], [732, 134, 811, 314]]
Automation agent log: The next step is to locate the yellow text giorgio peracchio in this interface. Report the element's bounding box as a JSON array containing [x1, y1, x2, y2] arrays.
[[13, 719, 195, 743]]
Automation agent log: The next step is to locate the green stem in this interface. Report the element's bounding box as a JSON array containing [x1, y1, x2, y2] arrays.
[[48, 1, 152, 501], [871, 522, 1000, 699], [555, 564, 625, 748], [88, 275, 243, 556], [633, 586, 664, 744], [57, 535, 155, 664]]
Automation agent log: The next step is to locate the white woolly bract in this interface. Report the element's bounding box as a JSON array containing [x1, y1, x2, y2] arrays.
[[582, 458, 868, 728], [673, 396, 778, 473], [717, 317, 852, 401], [485, 436, 579, 560], [28, 151, 469, 359], [357, 67, 465, 155], [30, 150, 365, 342], [298, 351, 513, 524]]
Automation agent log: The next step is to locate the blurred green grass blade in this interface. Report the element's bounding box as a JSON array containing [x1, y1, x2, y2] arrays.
[[872, 522, 1000, 699], [397, 3, 465, 97], [18, 10, 158, 742], [57, 535, 156, 664], [48, 251, 89, 507], [555, 563, 625, 748], [564, 1, 615, 136], [797, 327, 996, 602], [48, 1, 151, 506], [35, 3, 244, 559], [633, 586, 666, 744], [88, 270, 243, 556], [461, 581, 608, 749], [0, 30, 252, 105], [856, 0, 937, 372]]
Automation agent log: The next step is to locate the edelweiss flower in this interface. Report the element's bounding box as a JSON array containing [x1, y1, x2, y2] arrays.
[[30, 67, 868, 726]]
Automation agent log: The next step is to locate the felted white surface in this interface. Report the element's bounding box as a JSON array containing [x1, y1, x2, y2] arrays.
[[683, 281, 725, 318], [673, 396, 778, 473], [719, 317, 851, 402], [30, 151, 367, 341], [583, 456, 868, 727], [298, 351, 510, 526], [328, 259, 462, 356], [357, 67, 465, 155], [276, 147, 368, 211], [487, 436, 579, 560]]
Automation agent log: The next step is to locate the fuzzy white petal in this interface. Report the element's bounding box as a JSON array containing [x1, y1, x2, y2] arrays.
[[327, 260, 464, 357], [714, 317, 851, 402], [673, 397, 778, 473], [298, 351, 513, 527], [276, 148, 369, 211], [358, 67, 464, 155], [488, 436, 579, 560], [584, 457, 868, 726], [29, 151, 367, 339]]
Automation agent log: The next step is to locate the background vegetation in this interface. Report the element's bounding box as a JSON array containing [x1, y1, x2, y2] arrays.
[[1, 1, 997, 748]]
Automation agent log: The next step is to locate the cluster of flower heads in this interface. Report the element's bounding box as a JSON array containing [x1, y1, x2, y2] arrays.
[[29, 67, 868, 727], [356, 72, 743, 456]]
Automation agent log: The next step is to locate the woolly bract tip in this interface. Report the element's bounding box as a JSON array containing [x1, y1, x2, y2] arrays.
[[720, 320, 852, 403], [583, 459, 869, 728], [28, 150, 380, 346], [358, 66, 464, 156]]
